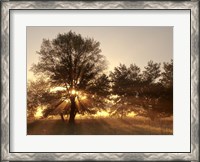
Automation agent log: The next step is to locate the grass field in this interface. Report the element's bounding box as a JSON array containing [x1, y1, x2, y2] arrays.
[[27, 116, 173, 135]]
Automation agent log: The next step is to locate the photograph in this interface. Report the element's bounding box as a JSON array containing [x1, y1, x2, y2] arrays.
[[27, 26, 173, 135]]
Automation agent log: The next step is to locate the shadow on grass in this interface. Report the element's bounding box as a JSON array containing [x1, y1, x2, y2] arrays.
[[27, 117, 173, 135]]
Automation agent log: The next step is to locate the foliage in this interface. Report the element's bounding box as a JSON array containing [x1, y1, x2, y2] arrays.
[[28, 30, 173, 122], [142, 60, 161, 84], [110, 60, 173, 120], [110, 63, 141, 96], [160, 59, 173, 90], [31, 31, 107, 90], [27, 78, 58, 118], [30, 31, 109, 123]]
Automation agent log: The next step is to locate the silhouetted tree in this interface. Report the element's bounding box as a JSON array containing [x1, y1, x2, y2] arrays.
[[110, 64, 142, 117], [139, 60, 173, 119], [160, 59, 173, 89], [27, 78, 56, 119], [31, 31, 109, 124], [142, 60, 161, 84], [158, 59, 173, 114], [110, 63, 141, 96], [110, 60, 173, 120]]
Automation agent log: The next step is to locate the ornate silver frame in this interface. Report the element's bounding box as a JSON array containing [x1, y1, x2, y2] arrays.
[[1, 1, 199, 161]]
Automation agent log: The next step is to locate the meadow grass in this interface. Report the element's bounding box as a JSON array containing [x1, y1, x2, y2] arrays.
[[27, 116, 173, 135]]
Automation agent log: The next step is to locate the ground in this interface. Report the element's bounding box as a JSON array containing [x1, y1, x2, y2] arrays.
[[27, 116, 173, 135]]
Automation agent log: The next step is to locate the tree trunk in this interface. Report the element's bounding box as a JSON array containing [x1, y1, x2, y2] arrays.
[[60, 113, 65, 122], [69, 96, 76, 124]]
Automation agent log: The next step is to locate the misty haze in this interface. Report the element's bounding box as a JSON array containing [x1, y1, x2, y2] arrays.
[[27, 27, 173, 135]]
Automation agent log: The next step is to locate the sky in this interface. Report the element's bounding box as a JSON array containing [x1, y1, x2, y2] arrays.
[[27, 26, 173, 81]]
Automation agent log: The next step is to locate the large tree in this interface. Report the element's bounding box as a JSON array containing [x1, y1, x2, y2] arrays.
[[31, 31, 109, 124]]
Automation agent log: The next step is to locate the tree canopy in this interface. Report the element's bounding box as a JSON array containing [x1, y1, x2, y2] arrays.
[[31, 31, 107, 91], [110, 60, 173, 119], [30, 31, 109, 124]]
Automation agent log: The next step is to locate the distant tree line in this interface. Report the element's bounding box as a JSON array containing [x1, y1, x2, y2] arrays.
[[109, 60, 173, 120]]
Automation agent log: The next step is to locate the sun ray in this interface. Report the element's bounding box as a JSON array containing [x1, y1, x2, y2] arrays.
[[35, 106, 43, 118]]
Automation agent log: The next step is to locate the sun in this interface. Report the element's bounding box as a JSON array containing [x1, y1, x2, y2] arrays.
[[70, 89, 78, 95]]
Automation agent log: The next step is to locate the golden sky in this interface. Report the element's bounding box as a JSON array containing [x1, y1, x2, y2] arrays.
[[27, 26, 173, 80]]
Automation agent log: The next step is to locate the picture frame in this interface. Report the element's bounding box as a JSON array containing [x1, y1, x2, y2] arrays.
[[1, 0, 199, 161]]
